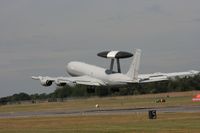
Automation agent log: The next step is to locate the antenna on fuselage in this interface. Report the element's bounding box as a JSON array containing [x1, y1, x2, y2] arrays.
[[97, 51, 133, 73]]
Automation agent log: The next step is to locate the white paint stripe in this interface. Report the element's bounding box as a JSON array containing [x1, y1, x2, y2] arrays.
[[107, 51, 119, 58]]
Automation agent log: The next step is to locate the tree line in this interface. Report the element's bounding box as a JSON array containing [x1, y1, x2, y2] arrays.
[[0, 74, 200, 105]]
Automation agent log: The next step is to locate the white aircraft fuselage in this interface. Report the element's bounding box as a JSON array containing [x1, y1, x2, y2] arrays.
[[32, 49, 199, 88], [67, 61, 133, 86]]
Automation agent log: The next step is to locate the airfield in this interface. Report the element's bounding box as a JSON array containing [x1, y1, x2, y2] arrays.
[[0, 91, 200, 133]]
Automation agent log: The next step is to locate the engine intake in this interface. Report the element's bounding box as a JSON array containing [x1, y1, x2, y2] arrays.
[[40, 79, 53, 87], [55, 80, 66, 86]]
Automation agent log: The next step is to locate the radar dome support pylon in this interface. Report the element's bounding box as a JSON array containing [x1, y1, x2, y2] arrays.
[[97, 51, 133, 73]]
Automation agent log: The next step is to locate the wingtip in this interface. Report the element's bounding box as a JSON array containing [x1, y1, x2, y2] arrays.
[[189, 70, 200, 74], [31, 76, 39, 80]]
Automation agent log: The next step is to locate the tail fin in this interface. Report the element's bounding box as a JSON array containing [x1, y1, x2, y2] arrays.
[[126, 49, 141, 81]]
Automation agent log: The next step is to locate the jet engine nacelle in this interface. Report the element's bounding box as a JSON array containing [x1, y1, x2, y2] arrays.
[[67, 82, 76, 87], [55, 80, 66, 87], [55, 79, 76, 87], [55, 82, 67, 86], [40, 78, 53, 87]]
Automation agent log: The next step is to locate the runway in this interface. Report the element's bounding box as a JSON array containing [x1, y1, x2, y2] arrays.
[[0, 105, 200, 118]]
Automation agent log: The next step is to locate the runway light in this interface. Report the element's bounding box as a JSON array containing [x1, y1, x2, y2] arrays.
[[95, 104, 99, 108], [148, 110, 157, 119]]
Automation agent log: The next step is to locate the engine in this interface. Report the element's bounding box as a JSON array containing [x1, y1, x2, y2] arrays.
[[40, 78, 53, 87], [55, 80, 76, 87], [55, 81, 66, 87], [67, 82, 76, 87]]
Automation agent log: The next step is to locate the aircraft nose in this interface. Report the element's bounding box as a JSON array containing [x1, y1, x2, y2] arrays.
[[67, 62, 74, 71], [66, 61, 78, 75]]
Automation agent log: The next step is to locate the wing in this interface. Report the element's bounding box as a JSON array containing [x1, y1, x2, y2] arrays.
[[138, 70, 199, 83], [32, 75, 106, 87]]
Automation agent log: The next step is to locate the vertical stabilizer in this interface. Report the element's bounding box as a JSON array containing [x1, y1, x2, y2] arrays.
[[126, 49, 141, 81]]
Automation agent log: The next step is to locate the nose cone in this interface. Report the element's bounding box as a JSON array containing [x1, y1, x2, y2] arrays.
[[66, 62, 75, 74], [66, 61, 81, 76]]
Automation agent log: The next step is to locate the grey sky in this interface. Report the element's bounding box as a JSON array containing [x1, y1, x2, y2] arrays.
[[0, 0, 200, 97]]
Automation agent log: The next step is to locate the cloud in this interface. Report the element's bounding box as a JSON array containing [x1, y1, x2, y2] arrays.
[[193, 18, 200, 22], [0, 0, 200, 97], [145, 4, 164, 14]]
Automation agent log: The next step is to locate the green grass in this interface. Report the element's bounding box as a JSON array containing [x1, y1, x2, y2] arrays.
[[0, 91, 200, 132], [0, 112, 200, 133], [0, 91, 199, 113]]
